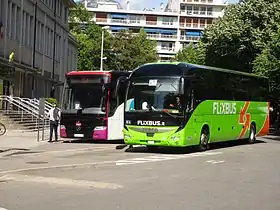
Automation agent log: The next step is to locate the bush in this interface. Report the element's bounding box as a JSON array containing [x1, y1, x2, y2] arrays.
[[45, 98, 57, 105]]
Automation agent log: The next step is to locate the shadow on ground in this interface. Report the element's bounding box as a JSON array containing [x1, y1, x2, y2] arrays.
[[61, 139, 124, 145], [123, 139, 266, 155]]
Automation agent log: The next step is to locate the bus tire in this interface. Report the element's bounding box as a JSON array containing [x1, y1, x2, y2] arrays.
[[248, 123, 256, 144], [198, 127, 210, 152]]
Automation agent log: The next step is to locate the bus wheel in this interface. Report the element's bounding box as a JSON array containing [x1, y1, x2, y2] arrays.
[[248, 123, 256, 144], [198, 127, 210, 152]]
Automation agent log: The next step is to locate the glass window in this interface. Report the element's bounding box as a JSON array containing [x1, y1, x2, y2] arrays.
[[126, 78, 184, 115]]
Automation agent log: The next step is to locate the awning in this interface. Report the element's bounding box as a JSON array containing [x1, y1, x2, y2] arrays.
[[186, 31, 201, 36], [111, 14, 128, 19], [159, 29, 177, 34], [111, 26, 128, 31], [144, 28, 159, 33]]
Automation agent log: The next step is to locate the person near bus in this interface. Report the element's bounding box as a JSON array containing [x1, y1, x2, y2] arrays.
[[47, 104, 60, 142]]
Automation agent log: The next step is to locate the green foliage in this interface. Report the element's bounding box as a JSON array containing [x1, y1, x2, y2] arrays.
[[45, 98, 57, 105], [69, 4, 158, 71], [201, 0, 280, 72], [173, 42, 205, 65], [253, 30, 280, 94], [69, 3, 113, 70], [110, 28, 158, 70]]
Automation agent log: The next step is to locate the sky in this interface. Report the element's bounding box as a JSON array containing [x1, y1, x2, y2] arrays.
[[118, 0, 239, 11], [75, 0, 239, 11]]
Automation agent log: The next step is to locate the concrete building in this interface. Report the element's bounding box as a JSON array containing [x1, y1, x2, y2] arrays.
[[0, 0, 78, 99], [82, 0, 227, 62]]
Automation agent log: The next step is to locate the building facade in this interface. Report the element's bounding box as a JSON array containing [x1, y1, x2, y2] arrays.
[[0, 0, 78, 99], [83, 0, 227, 62]]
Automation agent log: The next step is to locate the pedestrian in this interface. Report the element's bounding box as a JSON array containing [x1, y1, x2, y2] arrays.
[[47, 103, 60, 142]]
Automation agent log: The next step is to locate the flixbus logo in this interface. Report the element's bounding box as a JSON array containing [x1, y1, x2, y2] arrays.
[[213, 102, 237, 115], [137, 120, 165, 126]]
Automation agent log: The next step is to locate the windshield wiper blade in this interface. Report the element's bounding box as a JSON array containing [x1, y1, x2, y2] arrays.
[[160, 110, 179, 122]]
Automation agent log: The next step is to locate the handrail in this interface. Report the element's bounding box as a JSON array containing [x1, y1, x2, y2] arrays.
[[0, 96, 48, 119], [1, 96, 40, 117], [31, 98, 53, 110]]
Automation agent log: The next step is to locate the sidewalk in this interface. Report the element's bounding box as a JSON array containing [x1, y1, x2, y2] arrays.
[[0, 130, 48, 156]]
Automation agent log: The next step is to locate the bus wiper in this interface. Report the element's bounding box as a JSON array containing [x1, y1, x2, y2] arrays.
[[160, 110, 179, 122]]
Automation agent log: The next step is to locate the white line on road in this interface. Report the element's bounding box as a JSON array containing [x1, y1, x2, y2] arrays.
[[206, 160, 225, 164], [1, 146, 116, 158], [0, 174, 123, 189], [0, 151, 223, 175], [115, 151, 223, 166]]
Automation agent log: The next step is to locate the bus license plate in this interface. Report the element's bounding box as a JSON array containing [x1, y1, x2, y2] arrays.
[[148, 141, 154, 145], [74, 134, 84, 138]]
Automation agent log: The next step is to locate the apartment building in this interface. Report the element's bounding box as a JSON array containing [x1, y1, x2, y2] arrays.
[[83, 0, 227, 62], [0, 0, 78, 99]]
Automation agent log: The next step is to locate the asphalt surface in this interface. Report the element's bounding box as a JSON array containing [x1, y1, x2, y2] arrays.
[[0, 136, 280, 210]]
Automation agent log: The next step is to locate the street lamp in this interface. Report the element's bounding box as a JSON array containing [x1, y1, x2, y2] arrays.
[[100, 26, 110, 71]]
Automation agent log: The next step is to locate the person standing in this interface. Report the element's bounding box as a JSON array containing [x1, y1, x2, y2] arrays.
[[48, 104, 60, 142]]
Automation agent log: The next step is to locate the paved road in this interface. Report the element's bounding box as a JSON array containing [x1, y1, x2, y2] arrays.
[[0, 136, 280, 210]]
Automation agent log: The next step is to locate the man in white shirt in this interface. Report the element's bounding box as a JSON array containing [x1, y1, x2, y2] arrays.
[[47, 104, 61, 142]]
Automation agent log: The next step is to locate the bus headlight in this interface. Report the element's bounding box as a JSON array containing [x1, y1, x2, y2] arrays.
[[124, 134, 132, 139], [170, 135, 180, 141]]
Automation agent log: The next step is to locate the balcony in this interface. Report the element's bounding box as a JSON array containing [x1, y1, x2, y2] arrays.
[[181, 0, 227, 6], [180, 22, 211, 29], [111, 19, 128, 24], [146, 34, 178, 40], [180, 10, 221, 18], [96, 18, 107, 23], [157, 46, 176, 54], [146, 21, 157, 25], [180, 35, 201, 42]]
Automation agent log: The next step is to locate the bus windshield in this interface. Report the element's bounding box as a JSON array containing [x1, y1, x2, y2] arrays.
[[67, 83, 105, 110], [63, 75, 109, 111], [125, 78, 184, 114]]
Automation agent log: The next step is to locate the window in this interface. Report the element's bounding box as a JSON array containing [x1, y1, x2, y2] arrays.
[[180, 5, 185, 12], [16, 5, 21, 41], [162, 17, 174, 25], [193, 6, 199, 15], [186, 6, 192, 15], [200, 7, 206, 15], [129, 15, 141, 24], [11, 3, 15, 39], [207, 7, 213, 15]]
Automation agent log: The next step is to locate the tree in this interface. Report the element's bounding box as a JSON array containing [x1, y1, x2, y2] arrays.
[[253, 30, 280, 94], [111, 29, 158, 70], [173, 42, 205, 64], [69, 3, 113, 70], [201, 0, 280, 72]]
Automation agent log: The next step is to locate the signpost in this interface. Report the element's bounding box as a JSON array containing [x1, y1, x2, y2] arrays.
[[37, 98, 45, 142]]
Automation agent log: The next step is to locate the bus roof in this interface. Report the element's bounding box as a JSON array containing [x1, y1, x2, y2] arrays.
[[67, 70, 132, 76], [138, 62, 267, 79]]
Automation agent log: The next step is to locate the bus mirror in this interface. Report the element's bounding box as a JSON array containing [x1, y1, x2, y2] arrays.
[[102, 84, 109, 92], [179, 77, 184, 95], [113, 76, 128, 98]]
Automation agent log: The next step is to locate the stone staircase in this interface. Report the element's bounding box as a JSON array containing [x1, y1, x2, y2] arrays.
[[0, 96, 53, 135], [0, 111, 49, 133]]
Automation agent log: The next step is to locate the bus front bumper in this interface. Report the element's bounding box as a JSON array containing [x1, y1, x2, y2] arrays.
[[123, 126, 189, 147]]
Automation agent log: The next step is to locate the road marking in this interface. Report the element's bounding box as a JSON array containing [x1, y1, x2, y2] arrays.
[[206, 160, 225, 164], [0, 151, 223, 174], [0, 208, 8, 210], [115, 151, 223, 166], [0, 174, 123, 189], [2, 146, 116, 157]]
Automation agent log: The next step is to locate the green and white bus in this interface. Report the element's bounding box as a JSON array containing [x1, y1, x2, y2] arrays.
[[119, 62, 270, 151]]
